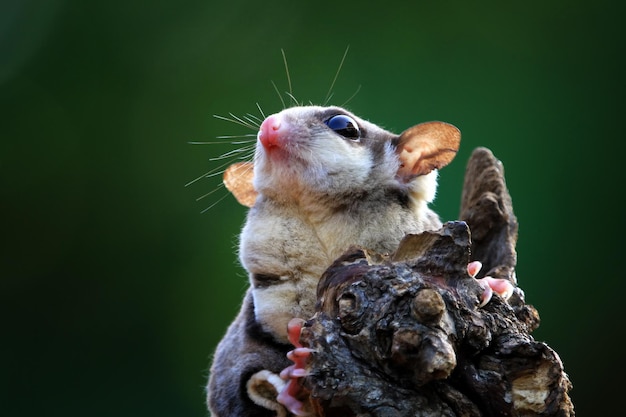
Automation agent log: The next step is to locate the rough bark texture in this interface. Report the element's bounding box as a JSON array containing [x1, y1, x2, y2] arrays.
[[294, 147, 574, 416]]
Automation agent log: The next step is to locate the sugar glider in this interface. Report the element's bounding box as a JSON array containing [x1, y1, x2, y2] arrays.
[[206, 105, 512, 416]]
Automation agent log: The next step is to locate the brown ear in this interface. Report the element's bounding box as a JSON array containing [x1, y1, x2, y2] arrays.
[[396, 121, 461, 178], [223, 162, 257, 207]]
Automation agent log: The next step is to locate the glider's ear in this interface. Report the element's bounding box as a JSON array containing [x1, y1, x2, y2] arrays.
[[395, 121, 461, 178], [223, 162, 257, 207]]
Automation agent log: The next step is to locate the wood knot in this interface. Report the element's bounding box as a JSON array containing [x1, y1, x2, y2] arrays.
[[411, 288, 445, 325]]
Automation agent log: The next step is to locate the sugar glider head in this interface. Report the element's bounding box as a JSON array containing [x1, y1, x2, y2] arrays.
[[223, 106, 460, 208]]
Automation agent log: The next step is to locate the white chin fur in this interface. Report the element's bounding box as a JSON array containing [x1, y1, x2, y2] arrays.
[[410, 170, 439, 203]]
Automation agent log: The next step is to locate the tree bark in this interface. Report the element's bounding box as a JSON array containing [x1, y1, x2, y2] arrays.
[[295, 147, 574, 416]]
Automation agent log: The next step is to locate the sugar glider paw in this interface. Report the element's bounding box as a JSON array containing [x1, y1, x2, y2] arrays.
[[277, 318, 315, 416], [467, 261, 515, 307]]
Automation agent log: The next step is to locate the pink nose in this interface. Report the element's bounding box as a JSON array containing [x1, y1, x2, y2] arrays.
[[258, 114, 282, 149]]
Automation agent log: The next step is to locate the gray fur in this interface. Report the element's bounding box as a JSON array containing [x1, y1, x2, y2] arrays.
[[207, 291, 292, 416]]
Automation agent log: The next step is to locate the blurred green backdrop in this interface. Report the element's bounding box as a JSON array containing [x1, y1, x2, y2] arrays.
[[2, 0, 623, 415]]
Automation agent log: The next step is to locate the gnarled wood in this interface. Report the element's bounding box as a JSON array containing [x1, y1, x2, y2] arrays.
[[293, 147, 573, 416]]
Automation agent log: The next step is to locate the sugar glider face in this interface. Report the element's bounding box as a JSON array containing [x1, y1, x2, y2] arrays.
[[252, 106, 402, 200], [224, 105, 460, 212]]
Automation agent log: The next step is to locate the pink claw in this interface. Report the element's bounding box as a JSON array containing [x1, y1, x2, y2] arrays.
[[467, 260, 483, 278]]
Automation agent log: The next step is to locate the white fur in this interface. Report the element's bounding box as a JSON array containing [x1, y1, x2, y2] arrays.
[[240, 106, 445, 344]]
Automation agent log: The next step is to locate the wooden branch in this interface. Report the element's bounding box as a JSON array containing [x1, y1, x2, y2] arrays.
[[294, 147, 574, 416]]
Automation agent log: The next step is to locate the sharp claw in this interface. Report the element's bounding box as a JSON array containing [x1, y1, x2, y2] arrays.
[[478, 280, 493, 307], [467, 260, 483, 278]]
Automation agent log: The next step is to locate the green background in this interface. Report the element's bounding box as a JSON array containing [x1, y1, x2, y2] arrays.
[[2, 0, 623, 415]]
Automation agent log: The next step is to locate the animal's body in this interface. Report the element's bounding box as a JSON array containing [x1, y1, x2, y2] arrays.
[[207, 105, 461, 416]]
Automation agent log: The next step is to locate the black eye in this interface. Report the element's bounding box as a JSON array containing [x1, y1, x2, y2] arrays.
[[324, 114, 361, 140]]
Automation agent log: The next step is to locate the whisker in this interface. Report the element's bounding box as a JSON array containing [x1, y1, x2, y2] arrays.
[[209, 152, 243, 162], [228, 112, 257, 129], [189, 137, 255, 145], [281, 48, 293, 100], [340, 84, 362, 107], [209, 146, 255, 161], [242, 114, 261, 127], [323, 45, 350, 106], [199, 157, 256, 212], [256, 103, 266, 119], [186, 170, 215, 187], [215, 134, 257, 139], [200, 192, 231, 213], [238, 150, 256, 161], [271, 80, 286, 109], [213, 114, 257, 130], [185, 159, 234, 187], [196, 183, 225, 201], [245, 113, 263, 125], [285, 92, 300, 107]]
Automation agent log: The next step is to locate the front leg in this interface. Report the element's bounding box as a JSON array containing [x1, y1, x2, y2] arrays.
[[277, 318, 315, 416]]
